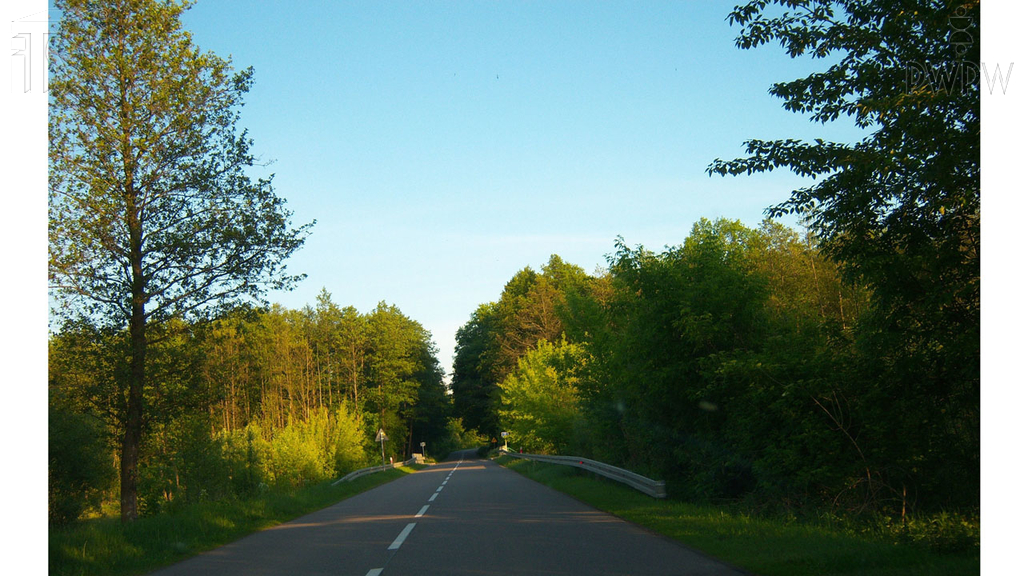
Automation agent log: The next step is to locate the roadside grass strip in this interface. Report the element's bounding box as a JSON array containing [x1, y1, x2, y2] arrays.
[[49, 465, 426, 576], [495, 456, 979, 576]]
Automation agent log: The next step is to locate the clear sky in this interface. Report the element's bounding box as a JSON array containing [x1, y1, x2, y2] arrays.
[[171, 0, 867, 376]]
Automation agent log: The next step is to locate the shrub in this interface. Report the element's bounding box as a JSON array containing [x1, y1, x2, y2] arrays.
[[269, 417, 332, 487], [49, 407, 114, 525], [331, 403, 368, 475], [219, 423, 271, 497]]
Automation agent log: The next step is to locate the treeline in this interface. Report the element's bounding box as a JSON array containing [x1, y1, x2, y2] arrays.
[[49, 291, 479, 525], [453, 218, 978, 517]]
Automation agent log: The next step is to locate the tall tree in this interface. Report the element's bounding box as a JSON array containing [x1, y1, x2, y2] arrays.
[[49, 0, 312, 522], [407, 339, 450, 454], [708, 0, 980, 509], [364, 302, 427, 454], [452, 255, 591, 437], [336, 305, 368, 410], [491, 255, 590, 381], [451, 303, 501, 436], [708, 0, 979, 333]]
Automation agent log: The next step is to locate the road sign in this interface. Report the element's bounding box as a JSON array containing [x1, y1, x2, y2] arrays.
[[376, 429, 388, 467], [501, 431, 508, 438], [420, 441, 426, 447]]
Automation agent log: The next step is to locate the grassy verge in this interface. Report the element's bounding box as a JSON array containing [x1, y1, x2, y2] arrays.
[[495, 456, 978, 576], [49, 464, 426, 576]]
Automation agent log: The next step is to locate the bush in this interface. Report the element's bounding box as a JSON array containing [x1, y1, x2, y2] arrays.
[[263, 406, 368, 487], [871, 512, 980, 554], [219, 423, 271, 497], [331, 403, 368, 475], [269, 416, 332, 487], [49, 407, 114, 525]]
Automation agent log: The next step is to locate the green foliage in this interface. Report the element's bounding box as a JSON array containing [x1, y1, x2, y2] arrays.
[[431, 418, 487, 461], [218, 423, 270, 498], [707, 0, 979, 513], [134, 405, 370, 515], [49, 0, 313, 323], [709, 1, 979, 289], [49, 407, 115, 525], [266, 414, 333, 488], [491, 256, 589, 381], [459, 214, 974, 521], [451, 303, 501, 435], [48, 294, 445, 527], [498, 338, 586, 454], [452, 255, 591, 438], [583, 220, 896, 507], [260, 406, 367, 487], [48, 318, 207, 439], [364, 302, 435, 454], [331, 403, 369, 474]]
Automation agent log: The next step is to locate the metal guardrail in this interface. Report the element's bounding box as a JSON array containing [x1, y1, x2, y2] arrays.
[[500, 449, 667, 499], [331, 456, 420, 486]]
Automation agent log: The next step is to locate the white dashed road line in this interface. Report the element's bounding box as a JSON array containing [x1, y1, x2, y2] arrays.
[[388, 523, 417, 551], [370, 460, 464, 575]]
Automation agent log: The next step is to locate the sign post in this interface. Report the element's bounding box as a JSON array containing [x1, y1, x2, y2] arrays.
[[501, 431, 509, 451], [420, 441, 426, 459], [375, 428, 388, 468]]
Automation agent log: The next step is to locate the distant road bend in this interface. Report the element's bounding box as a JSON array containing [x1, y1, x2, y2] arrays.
[[151, 449, 745, 576]]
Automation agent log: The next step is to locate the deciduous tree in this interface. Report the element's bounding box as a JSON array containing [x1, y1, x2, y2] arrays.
[[498, 338, 585, 454], [49, 0, 311, 522], [708, 0, 980, 510]]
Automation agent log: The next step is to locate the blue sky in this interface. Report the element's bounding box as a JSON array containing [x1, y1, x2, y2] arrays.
[[175, 0, 866, 375]]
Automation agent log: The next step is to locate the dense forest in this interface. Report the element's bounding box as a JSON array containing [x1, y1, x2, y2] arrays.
[[48, 292, 480, 524], [453, 217, 978, 518]]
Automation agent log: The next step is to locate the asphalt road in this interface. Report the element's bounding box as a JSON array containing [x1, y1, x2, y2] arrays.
[[150, 450, 746, 576]]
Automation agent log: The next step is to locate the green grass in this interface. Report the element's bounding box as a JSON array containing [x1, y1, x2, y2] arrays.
[[495, 456, 979, 576], [49, 464, 426, 576]]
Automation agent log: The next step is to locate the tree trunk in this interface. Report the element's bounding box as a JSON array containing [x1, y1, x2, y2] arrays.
[[121, 198, 146, 523], [351, 346, 360, 411], [406, 421, 413, 458]]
